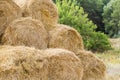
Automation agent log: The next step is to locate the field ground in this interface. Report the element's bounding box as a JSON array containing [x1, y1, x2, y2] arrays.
[[96, 38, 120, 80]]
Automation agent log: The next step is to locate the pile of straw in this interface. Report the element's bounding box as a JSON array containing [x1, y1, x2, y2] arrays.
[[23, 0, 58, 31], [77, 50, 106, 80], [49, 24, 84, 54], [0, 46, 83, 80], [0, 45, 48, 80], [42, 48, 83, 80], [1, 17, 48, 49], [0, 0, 106, 80], [0, 0, 21, 40]]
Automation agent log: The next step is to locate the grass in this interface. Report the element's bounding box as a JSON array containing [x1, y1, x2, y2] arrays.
[[96, 49, 120, 80], [96, 50, 120, 64], [95, 38, 120, 80]]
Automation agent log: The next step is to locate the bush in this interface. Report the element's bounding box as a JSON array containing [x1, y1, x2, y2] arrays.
[[84, 32, 111, 52], [55, 0, 111, 52]]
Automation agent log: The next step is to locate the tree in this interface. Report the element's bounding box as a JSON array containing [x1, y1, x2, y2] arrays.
[[55, 0, 111, 52], [78, 0, 110, 32], [103, 0, 120, 37], [103, 0, 110, 4]]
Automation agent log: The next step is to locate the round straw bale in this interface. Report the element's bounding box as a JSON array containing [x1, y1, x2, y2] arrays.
[[0, 0, 21, 39], [23, 0, 58, 31], [0, 45, 48, 80], [49, 24, 84, 54], [77, 50, 106, 80], [1, 17, 48, 49], [42, 48, 83, 80]]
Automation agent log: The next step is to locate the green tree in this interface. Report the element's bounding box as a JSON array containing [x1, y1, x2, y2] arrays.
[[103, 0, 120, 37], [103, 0, 110, 4], [79, 0, 110, 32], [55, 0, 111, 52]]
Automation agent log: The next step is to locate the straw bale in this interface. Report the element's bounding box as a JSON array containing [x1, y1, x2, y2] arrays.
[[77, 50, 106, 80], [23, 0, 58, 31], [42, 48, 83, 80], [1, 17, 48, 49], [49, 24, 84, 54], [0, 0, 21, 39], [0, 46, 83, 80], [0, 45, 48, 80]]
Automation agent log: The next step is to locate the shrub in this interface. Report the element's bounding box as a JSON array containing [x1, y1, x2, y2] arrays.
[[55, 0, 111, 52], [84, 32, 111, 52]]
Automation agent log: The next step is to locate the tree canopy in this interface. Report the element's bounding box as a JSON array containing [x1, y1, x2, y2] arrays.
[[103, 0, 120, 37], [79, 0, 110, 32]]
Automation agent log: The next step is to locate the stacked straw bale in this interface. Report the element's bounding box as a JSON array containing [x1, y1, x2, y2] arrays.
[[0, 0, 106, 80], [41, 48, 83, 80], [0, 45, 49, 80], [77, 50, 106, 80], [0, 0, 21, 40], [22, 0, 58, 31], [49, 24, 84, 54], [1, 17, 48, 49], [0, 45, 83, 80]]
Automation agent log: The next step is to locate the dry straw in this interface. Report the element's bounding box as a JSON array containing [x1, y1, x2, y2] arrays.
[[2, 17, 48, 49], [42, 48, 83, 80], [0, 0, 21, 40], [23, 0, 58, 31], [12, 0, 28, 8], [0, 46, 83, 80], [49, 24, 84, 54], [0, 45, 49, 80], [77, 50, 106, 80]]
